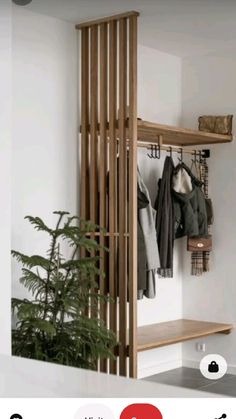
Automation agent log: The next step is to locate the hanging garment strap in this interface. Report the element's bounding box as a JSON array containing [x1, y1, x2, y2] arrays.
[[190, 152, 201, 181]]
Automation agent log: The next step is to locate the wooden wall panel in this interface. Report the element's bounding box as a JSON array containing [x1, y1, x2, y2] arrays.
[[108, 20, 118, 375], [90, 25, 98, 225], [99, 22, 108, 373], [78, 11, 139, 378], [128, 15, 138, 379], [80, 28, 89, 319], [89, 26, 98, 371], [80, 28, 89, 223], [118, 17, 128, 377]]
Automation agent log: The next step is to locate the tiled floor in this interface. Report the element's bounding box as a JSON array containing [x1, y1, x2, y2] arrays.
[[144, 367, 236, 397]]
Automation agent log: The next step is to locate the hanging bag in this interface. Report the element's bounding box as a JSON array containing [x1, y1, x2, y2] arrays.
[[187, 235, 212, 252]]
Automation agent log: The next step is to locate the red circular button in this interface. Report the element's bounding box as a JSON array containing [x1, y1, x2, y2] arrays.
[[120, 403, 163, 419]]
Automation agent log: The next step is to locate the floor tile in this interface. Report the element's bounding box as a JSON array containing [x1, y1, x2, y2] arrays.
[[144, 367, 236, 396], [145, 368, 208, 389], [147, 375, 208, 390], [199, 379, 236, 397]]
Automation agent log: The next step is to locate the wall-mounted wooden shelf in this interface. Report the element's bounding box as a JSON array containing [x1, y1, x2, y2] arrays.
[[137, 319, 233, 352], [138, 120, 233, 147], [80, 120, 233, 148]]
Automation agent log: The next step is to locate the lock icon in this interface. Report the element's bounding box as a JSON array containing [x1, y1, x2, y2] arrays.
[[208, 360, 219, 373]]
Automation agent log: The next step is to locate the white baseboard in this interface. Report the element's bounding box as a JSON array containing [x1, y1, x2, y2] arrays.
[[138, 359, 183, 379], [183, 358, 236, 376]]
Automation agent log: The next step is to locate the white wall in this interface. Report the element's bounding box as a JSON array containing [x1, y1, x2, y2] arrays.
[[12, 8, 78, 298], [181, 52, 236, 373], [137, 46, 183, 377], [0, 0, 11, 355]]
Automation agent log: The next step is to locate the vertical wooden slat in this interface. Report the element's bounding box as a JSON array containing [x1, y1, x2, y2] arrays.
[[80, 27, 90, 316], [90, 25, 98, 224], [90, 26, 98, 371], [81, 28, 89, 223], [99, 22, 108, 373], [128, 15, 138, 379], [108, 20, 117, 375], [118, 18, 128, 376]]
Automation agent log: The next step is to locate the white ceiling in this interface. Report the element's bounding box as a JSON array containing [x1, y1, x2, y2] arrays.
[[18, 0, 236, 57]]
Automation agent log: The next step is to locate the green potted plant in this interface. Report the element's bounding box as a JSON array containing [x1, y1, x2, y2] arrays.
[[12, 211, 116, 370]]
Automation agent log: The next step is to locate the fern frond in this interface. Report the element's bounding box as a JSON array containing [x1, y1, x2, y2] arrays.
[[20, 269, 46, 294], [25, 216, 53, 235], [12, 251, 51, 270]]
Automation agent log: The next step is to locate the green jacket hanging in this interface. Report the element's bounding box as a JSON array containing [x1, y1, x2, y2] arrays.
[[172, 164, 208, 239]]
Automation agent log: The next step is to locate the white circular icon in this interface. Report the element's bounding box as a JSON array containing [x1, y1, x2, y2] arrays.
[[200, 354, 227, 380]]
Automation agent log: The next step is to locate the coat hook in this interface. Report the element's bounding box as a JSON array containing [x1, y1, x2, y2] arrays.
[[192, 150, 197, 163], [155, 144, 161, 159], [147, 145, 153, 158], [198, 150, 202, 164], [202, 149, 210, 159], [178, 147, 183, 163], [147, 146, 151, 158]]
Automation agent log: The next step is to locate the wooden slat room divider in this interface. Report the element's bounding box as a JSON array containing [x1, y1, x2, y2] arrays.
[[77, 11, 139, 378]]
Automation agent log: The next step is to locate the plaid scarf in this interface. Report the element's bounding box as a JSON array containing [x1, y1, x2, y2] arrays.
[[191, 157, 210, 276]]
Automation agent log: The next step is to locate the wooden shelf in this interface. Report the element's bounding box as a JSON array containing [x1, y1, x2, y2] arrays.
[[138, 120, 233, 147], [80, 119, 233, 147], [137, 319, 233, 352]]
